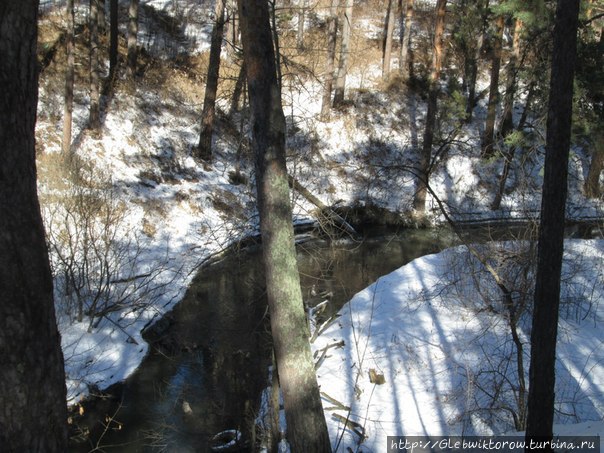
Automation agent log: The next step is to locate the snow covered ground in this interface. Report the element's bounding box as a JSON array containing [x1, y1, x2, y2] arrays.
[[34, 0, 604, 448], [312, 240, 604, 451]]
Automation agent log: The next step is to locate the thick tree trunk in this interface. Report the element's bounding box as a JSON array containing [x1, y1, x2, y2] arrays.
[[237, 1, 332, 450], [413, 0, 447, 214], [0, 1, 68, 450], [109, 0, 118, 76], [399, 0, 415, 79], [89, 0, 101, 129], [524, 0, 580, 450], [333, 0, 353, 107], [482, 14, 505, 157], [197, 0, 226, 162], [127, 0, 139, 78], [320, 0, 338, 121], [62, 0, 75, 153], [382, 0, 396, 79]]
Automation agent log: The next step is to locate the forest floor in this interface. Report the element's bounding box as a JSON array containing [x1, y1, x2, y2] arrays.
[[35, 0, 604, 450]]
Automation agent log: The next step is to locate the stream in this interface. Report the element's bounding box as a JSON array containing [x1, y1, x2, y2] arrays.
[[69, 224, 543, 452]]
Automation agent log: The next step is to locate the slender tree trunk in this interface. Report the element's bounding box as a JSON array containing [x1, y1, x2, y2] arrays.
[[482, 14, 505, 157], [127, 0, 139, 78], [399, 0, 415, 79], [465, 0, 488, 121], [62, 0, 75, 153], [499, 18, 523, 138], [89, 0, 101, 129], [0, 1, 68, 450], [109, 0, 118, 76], [491, 81, 535, 210], [229, 61, 246, 115], [382, 0, 396, 79], [237, 0, 332, 450], [333, 0, 353, 107], [197, 0, 226, 162], [413, 0, 447, 214], [524, 0, 580, 450], [297, 0, 308, 50], [585, 128, 604, 198], [320, 0, 339, 121], [98, 0, 106, 34]]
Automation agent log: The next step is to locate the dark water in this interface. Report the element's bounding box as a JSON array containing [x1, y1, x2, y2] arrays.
[[69, 227, 457, 452]]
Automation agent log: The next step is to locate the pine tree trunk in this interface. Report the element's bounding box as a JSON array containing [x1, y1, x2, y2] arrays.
[[62, 0, 75, 153], [0, 2, 68, 450], [399, 0, 415, 79], [333, 0, 353, 107], [482, 14, 504, 157], [237, 1, 332, 450], [525, 0, 580, 450], [109, 0, 118, 76], [413, 0, 447, 214], [320, 0, 339, 121], [197, 0, 226, 162], [89, 0, 101, 129], [127, 0, 139, 78], [98, 0, 106, 34], [382, 0, 395, 79]]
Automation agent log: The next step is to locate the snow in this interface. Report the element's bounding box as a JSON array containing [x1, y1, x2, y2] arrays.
[[33, 0, 604, 447], [313, 241, 604, 451]]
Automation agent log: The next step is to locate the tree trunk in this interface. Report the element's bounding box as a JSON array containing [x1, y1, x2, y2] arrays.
[[524, 0, 580, 450], [237, 1, 332, 450], [464, 0, 488, 121], [482, 14, 505, 157], [382, 0, 396, 79], [62, 0, 75, 153], [297, 0, 308, 50], [89, 0, 101, 130], [333, 0, 353, 107], [197, 0, 226, 162], [413, 0, 447, 214], [109, 0, 118, 76], [584, 128, 604, 198], [0, 1, 68, 450], [229, 61, 246, 115], [127, 0, 139, 78], [98, 0, 106, 34], [399, 0, 415, 79], [499, 18, 523, 138], [320, 0, 338, 121]]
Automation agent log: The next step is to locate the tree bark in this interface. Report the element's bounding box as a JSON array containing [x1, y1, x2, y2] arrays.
[[89, 0, 101, 129], [524, 0, 580, 450], [197, 0, 226, 162], [499, 18, 523, 138], [320, 0, 339, 121], [464, 0, 488, 121], [585, 129, 603, 198], [413, 0, 447, 214], [382, 0, 396, 79], [237, 0, 332, 450], [62, 0, 75, 153], [127, 0, 139, 79], [0, 1, 68, 450], [482, 14, 505, 157], [333, 0, 353, 107], [109, 0, 118, 76], [399, 0, 415, 79]]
